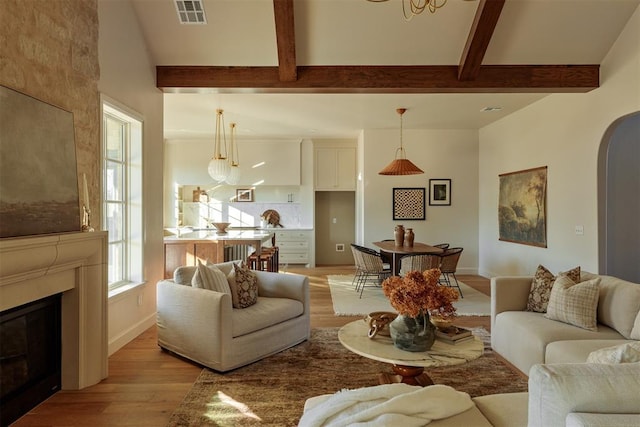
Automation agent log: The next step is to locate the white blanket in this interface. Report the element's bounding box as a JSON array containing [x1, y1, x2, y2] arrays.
[[298, 383, 474, 427]]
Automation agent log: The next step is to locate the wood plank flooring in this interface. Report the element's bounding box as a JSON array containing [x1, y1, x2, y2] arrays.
[[12, 266, 491, 426]]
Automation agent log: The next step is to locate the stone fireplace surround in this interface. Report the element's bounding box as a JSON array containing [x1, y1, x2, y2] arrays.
[[0, 231, 108, 390]]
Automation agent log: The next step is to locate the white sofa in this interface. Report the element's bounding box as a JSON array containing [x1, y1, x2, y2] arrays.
[[491, 272, 640, 375], [301, 362, 640, 427], [157, 261, 310, 372]]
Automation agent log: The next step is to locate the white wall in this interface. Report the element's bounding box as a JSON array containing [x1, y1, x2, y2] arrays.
[[361, 128, 480, 274], [98, 1, 164, 354], [478, 6, 640, 278]]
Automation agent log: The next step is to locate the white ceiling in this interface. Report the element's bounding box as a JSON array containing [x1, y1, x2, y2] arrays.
[[129, 0, 639, 140]]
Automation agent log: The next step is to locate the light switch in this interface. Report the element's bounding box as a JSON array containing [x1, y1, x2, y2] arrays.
[[332, 218, 337, 224]]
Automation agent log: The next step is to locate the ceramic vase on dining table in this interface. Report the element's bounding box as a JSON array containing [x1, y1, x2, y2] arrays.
[[404, 228, 414, 247], [389, 311, 436, 352], [394, 225, 405, 246]]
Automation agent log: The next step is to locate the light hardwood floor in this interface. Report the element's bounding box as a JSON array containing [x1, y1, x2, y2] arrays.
[[12, 266, 491, 426]]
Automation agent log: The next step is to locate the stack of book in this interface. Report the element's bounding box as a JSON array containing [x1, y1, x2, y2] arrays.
[[435, 326, 474, 345]]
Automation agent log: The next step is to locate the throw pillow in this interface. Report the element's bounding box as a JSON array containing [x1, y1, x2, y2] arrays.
[[632, 310, 640, 340], [544, 275, 600, 331], [587, 342, 640, 364], [191, 259, 232, 294], [526, 265, 581, 313], [231, 263, 258, 308]]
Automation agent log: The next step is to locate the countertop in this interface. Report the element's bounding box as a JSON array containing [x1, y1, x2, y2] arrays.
[[164, 229, 274, 242]]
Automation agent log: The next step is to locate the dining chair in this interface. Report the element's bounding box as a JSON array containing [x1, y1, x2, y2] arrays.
[[350, 244, 392, 298], [399, 253, 441, 277], [438, 247, 464, 298]]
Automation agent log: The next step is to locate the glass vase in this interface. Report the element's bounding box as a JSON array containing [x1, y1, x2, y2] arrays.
[[389, 311, 436, 352]]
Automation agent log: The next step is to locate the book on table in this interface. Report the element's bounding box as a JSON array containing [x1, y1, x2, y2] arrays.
[[435, 326, 473, 344]]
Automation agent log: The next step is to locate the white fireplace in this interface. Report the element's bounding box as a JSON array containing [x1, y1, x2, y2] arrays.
[[0, 231, 108, 389]]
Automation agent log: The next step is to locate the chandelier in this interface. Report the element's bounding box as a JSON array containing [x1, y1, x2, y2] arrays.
[[367, 0, 447, 20], [208, 109, 230, 182], [225, 122, 241, 185], [378, 108, 424, 176]]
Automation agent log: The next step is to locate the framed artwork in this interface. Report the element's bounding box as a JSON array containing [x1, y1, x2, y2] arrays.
[[236, 188, 254, 202], [429, 179, 451, 206], [498, 166, 547, 248], [0, 86, 81, 238], [392, 188, 425, 220]]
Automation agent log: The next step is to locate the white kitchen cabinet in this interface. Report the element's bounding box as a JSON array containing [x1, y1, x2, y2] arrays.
[[275, 230, 311, 265], [314, 147, 356, 190]]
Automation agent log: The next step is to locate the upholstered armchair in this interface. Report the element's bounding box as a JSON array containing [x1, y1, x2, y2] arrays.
[[156, 261, 310, 372]]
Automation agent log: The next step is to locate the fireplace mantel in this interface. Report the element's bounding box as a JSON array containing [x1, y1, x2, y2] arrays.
[[0, 231, 108, 389]]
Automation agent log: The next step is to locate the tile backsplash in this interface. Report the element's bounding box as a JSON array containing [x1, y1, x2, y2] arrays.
[[183, 202, 302, 228]]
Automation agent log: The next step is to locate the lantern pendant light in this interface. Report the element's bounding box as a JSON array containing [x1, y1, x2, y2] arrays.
[[378, 108, 424, 176], [208, 109, 230, 182], [225, 122, 241, 185]]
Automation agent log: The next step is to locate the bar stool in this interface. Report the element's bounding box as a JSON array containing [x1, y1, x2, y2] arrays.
[[247, 246, 279, 272]]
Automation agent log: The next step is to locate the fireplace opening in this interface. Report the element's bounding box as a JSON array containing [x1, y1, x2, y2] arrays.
[[1, 294, 61, 426]]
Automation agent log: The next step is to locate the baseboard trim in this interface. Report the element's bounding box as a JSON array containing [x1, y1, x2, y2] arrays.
[[108, 312, 156, 356]]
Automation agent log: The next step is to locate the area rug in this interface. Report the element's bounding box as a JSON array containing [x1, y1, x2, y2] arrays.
[[167, 328, 527, 426], [327, 275, 491, 316]]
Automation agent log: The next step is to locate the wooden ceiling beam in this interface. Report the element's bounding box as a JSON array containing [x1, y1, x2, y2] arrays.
[[156, 65, 599, 93], [458, 0, 506, 81], [273, 0, 297, 82]]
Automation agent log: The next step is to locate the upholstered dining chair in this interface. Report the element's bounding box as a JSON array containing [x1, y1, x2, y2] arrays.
[[399, 253, 441, 277], [350, 244, 392, 298], [438, 247, 464, 298]]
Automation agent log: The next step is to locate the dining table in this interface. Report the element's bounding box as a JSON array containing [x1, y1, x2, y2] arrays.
[[372, 241, 444, 276]]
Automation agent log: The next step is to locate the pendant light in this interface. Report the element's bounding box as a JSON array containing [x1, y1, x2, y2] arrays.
[[207, 109, 230, 182], [378, 108, 424, 176], [225, 122, 241, 185]]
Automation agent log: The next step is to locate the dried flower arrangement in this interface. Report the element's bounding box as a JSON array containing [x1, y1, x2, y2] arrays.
[[381, 269, 459, 319]]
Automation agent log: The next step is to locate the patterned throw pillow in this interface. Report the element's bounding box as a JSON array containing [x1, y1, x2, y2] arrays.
[[191, 260, 231, 294], [230, 263, 258, 308], [526, 265, 581, 313], [544, 275, 600, 331]]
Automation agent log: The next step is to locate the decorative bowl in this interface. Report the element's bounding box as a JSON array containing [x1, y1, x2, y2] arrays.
[[364, 311, 397, 338], [430, 316, 454, 330], [210, 222, 231, 233]]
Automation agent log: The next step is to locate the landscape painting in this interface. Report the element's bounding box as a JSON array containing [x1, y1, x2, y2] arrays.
[[0, 86, 81, 238], [498, 166, 547, 247]]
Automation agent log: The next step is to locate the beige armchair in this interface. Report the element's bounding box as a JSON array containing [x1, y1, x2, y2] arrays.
[[156, 261, 310, 372]]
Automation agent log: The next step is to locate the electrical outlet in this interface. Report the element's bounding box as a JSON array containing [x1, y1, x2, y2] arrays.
[[336, 244, 345, 252], [137, 294, 143, 306], [575, 225, 584, 235]]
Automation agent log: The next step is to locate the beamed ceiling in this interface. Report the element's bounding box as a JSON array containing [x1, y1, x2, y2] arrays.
[[129, 0, 639, 139]]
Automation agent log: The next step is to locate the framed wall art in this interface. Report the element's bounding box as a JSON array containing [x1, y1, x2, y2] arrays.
[[0, 85, 81, 238], [498, 166, 547, 248], [392, 187, 425, 220], [429, 179, 451, 206], [236, 188, 254, 202]]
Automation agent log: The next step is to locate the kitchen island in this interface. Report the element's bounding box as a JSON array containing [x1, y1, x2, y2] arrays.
[[163, 229, 275, 278]]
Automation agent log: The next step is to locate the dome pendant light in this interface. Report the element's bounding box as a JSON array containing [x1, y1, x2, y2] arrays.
[[378, 108, 424, 176], [208, 109, 230, 182], [225, 122, 241, 185]]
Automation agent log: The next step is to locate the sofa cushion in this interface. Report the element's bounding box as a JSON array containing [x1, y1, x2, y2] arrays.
[[228, 264, 259, 308], [473, 392, 528, 427], [566, 413, 640, 427], [527, 265, 580, 313], [231, 297, 303, 337], [191, 260, 232, 294], [633, 311, 640, 340], [587, 341, 640, 364], [582, 272, 640, 339], [544, 275, 600, 331], [546, 339, 632, 364], [492, 311, 622, 374], [528, 362, 640, 427]]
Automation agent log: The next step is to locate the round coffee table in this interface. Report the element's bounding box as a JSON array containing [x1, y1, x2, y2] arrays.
[[338, 320, 484, 386]]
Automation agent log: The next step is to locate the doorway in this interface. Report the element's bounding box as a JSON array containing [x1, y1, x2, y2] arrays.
[[315, 191, 355, 265], [598, 112, 640, 282]]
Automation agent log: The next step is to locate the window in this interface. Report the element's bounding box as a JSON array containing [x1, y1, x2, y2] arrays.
[[102, 99, 143, 291]]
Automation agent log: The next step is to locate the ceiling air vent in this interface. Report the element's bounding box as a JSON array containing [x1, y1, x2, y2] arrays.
[[175, 0, 207, 24]]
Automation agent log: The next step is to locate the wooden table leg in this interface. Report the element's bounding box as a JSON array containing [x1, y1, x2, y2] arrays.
[[378, 365, 434, 386]]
